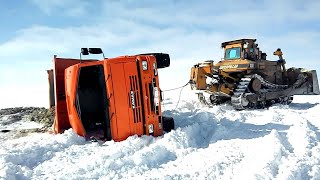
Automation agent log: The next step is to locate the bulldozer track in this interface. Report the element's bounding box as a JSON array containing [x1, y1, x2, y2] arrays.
[[197, 74, 294, 110], [231, 75, 252, 110], [231, 74, 293, 110], [253, 74, 288, 89]]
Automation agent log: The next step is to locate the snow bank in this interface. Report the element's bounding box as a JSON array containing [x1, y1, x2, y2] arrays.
[[0, 93, 320, 179]]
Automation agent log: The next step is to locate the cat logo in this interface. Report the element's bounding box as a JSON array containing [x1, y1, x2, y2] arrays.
[[219, 64, 239, 70], [130, 91, 136, 109]]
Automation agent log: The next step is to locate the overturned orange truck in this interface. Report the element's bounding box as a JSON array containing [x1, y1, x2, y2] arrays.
[[47, 48, 174, 141]]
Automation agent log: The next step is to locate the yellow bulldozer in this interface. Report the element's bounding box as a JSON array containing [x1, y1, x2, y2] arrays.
[[190, 39, 319, 110]]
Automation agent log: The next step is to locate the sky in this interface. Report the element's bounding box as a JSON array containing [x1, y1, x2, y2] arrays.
[[0, 0, 319, 108]]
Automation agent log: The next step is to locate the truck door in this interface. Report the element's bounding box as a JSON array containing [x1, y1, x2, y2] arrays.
[[64, 65, 86, 136], [108, 61, 144, 141]]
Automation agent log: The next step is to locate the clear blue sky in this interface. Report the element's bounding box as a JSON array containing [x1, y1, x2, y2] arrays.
[[0, 0, 319, 108]]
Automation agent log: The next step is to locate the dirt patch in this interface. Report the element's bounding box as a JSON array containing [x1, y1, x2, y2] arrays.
[[0, 107, 40, 116], [0, 107, 55, 130], [26, 108, 55, 128], [0, 107, 55, 141]]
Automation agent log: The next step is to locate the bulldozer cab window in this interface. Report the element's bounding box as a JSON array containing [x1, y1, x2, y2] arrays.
[[225, 47, 241, 60]]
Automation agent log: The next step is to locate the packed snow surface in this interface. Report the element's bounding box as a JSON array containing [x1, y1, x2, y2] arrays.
[[0, 91, 320, 179]]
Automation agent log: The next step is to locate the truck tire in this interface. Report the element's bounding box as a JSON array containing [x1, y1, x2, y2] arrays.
[[162, 116, 174, 132], [137, 53, 170, 69]]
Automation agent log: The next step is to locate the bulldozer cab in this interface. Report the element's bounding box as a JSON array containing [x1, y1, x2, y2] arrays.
[[222, 39, 262, 61]]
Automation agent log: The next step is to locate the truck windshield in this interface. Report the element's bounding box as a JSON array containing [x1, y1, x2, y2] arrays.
[[225, 47, 241, 60]]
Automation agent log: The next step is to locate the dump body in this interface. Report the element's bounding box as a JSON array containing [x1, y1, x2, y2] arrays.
[[190, 39, 319, 109], [49, 53, 171, 141]]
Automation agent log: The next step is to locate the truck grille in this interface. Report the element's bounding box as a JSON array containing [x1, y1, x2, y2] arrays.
[[130, 75, 142, 123]]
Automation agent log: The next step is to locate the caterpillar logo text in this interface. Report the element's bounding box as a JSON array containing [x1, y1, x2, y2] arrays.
[[219, 64, 239, 70]]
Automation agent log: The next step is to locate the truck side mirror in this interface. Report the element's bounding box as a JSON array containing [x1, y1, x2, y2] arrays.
[[81, 48, 89, 55], [89, 48, 103, 54], [80, 48, 105, 59]]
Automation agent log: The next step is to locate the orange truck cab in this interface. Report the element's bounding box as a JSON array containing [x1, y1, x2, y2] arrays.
[[48, 48, 174, 141]]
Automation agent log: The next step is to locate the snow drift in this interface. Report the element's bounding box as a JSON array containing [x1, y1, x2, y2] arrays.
[[0, 90, 320, 179]]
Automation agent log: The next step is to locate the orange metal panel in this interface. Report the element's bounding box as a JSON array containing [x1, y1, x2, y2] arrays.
[[124, 62, 144, 136], [136, 55, 163, 137], [53, 56, 81, 133], [109, 63, 132, 141], [104, 64, 117, 139], [64, 65, 86, 137]]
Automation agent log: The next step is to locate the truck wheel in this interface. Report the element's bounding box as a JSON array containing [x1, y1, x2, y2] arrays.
[[136, 53, 170, 69], [162, 116, 174, 132]]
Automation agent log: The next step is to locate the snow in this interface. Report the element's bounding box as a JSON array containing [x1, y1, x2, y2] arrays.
[[0, 113, 43, 143], [0, 114, 43, 132], [0, 90, 320, 179]]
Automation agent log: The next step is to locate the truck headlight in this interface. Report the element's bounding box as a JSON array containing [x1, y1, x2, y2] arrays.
[[142, 61, 148, 70], [153, 62, 158, 75], [148, 124, 154, 134], [154, 87, 159, 106]]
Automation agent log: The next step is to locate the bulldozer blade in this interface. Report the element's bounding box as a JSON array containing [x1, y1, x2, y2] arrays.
[[295, 69, 320, 95], [311, 70, 320, 95]]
